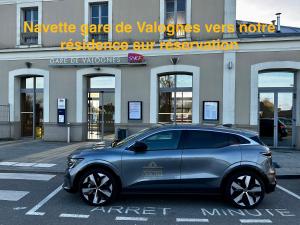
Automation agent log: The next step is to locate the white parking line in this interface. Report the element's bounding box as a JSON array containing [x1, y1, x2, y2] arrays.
[[0, 162, 18, 166], [26, 184, 62, 216], [240, 219, 272, 223], [59, 214, 90, 219], [115, 216, 148, 221], [0, 173, 55, 181], [0, 190, 29, 201], [176, 218, 209, 223], [277, 185, 300, 200], [0, 162, 56, 168], [32, 163, 56, 168], [14, 163, 36, 167]]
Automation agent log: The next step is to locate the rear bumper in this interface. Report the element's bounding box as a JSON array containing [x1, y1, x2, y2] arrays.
[[265, 170, 277, 193]]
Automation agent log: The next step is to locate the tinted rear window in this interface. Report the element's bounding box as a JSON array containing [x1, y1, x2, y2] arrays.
[[181, 130, 250, 149]]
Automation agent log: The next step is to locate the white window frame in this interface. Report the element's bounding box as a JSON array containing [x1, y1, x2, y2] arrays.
[[159, 0, 191, 41], [150, 65, 200, 124], [16, 1, 42, 47], [84, 0, 112, 42]]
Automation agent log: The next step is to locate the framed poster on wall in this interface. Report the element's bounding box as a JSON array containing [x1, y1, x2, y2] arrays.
[[203, 101, 219, 121], [128, 101, 143, 120]]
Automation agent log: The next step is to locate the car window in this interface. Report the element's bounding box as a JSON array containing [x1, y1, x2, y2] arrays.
[[181, 130, 248, 149], [115, 127, 157, 147], [141, 130, 181, 151]]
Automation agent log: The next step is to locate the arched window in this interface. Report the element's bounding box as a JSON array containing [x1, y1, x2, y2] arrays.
[[258, 71, 296, 147]]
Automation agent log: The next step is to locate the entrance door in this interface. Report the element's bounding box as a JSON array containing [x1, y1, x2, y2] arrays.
[[87, 91, 115, 140], [259, 91, 295, 148], [20, 77, 44, 139]]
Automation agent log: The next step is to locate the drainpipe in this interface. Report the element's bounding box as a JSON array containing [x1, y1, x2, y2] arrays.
[[33, 77, 36, 140]]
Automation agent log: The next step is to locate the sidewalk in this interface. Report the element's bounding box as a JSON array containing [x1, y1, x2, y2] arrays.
[[272, 149, 300, 178], [0, 140, 98, 173]]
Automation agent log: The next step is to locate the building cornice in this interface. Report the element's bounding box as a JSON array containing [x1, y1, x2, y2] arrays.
[[0, 0, 54, 5]]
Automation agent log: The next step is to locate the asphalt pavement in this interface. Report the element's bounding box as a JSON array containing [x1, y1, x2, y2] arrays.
[[0, 172, 299, 225]]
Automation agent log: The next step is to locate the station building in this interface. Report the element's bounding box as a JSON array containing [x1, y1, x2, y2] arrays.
[[0, 0, 300, 149]]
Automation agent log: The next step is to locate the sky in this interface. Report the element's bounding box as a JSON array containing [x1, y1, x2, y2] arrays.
[[237, 0, 300, 28]]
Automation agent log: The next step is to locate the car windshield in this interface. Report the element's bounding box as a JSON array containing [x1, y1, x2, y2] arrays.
[[114, 127, 156, 148]]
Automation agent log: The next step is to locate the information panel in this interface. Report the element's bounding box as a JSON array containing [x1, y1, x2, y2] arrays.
[[57, 98, 67, 125], [203, 101, 219, 121], [128, 101, 143, 120]]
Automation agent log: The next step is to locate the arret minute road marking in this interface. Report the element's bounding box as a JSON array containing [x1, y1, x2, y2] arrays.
[[240, 219, 272, 224], [115, 216, 148, 222], [277, 185, 300, 200], [59, 214, 90, 219], [25, 184, 63, 216], [176, 218, 209, 223]]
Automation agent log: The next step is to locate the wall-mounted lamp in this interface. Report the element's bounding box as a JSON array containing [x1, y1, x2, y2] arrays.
[[170, 57, 180, 65], [25, 62, 32, 68], [227, 61, 233, 70]]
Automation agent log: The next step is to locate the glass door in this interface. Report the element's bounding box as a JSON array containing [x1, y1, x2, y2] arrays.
[[277, 92, 294, 147], [87, 92, 101, 140], [259, 93, 275, 146], [87, 91, 115, 140], [259, 91, 295, 148], [20, 77, 44, 139], [21, 93, 34, 137]]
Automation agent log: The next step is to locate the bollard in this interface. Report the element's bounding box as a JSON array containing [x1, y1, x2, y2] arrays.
[[67, 123, 71, 143]]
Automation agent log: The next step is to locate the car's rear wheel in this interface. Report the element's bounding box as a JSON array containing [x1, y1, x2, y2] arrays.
[[79, 168, 118, 206], [225, 172, 265, 209]]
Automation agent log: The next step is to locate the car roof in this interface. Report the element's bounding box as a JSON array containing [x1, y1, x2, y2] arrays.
[[150, 124, 258, 138]]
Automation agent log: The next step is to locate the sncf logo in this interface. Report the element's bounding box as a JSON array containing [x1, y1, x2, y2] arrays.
[[128, 53, 145, 63]]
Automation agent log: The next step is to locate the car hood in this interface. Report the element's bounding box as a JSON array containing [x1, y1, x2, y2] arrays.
[[68, 145, 112, 158]]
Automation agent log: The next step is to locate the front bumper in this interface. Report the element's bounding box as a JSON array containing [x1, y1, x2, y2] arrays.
[[63, 169, 76, 193]]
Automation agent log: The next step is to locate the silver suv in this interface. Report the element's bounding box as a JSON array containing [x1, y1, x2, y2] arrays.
[[64, 125, 276, 209]]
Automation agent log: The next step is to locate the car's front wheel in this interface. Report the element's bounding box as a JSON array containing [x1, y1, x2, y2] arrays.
[[225, 171, 265, 209], [79, 168, 118, 206]]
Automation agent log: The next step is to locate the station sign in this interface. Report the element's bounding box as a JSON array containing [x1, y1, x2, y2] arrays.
[[49, 54, 146, 67]]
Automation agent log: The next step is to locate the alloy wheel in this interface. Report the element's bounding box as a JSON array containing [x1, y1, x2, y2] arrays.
[[230, 175, 263, 207], [81, 172, 113, 205]]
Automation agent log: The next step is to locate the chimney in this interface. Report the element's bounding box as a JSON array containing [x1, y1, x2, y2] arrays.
[[276, 13, 282, 32], [271, 20, 276, 26]]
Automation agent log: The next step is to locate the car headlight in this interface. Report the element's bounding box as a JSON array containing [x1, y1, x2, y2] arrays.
[[67, 158, 83, 169]]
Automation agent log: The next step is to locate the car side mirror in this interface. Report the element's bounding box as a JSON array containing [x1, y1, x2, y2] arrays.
[[111, 139, 120, 147], [131, 141, 147, 152]]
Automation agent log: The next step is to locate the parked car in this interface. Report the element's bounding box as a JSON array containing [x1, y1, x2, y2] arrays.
[[64, 125, 276, 209], [259, 118, 288, 138], [278, 117, 293, 127]]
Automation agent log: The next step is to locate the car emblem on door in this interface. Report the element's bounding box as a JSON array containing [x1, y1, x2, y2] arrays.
[[143, 162, 163, 177]]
